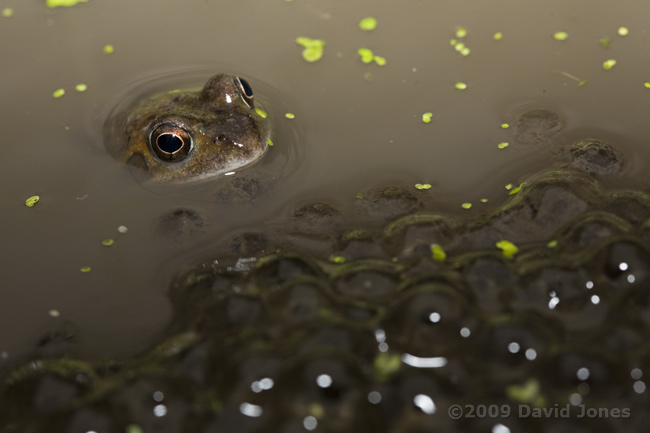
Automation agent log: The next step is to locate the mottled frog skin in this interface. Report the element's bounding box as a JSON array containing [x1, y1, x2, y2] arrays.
[[104, 74, 270, 183]]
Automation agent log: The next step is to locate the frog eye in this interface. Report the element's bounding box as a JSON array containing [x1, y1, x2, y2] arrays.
[[235, 77, 254, 106], [149, 123, 193, 162]]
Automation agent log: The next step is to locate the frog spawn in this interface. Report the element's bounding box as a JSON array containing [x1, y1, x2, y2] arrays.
[[4, 150, 650, 432]]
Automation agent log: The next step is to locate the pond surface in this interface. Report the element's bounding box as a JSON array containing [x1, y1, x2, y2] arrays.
[[1, 0, 650, 431]]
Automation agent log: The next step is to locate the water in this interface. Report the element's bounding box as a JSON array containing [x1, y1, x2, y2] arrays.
[[0, 0, 649, 399]]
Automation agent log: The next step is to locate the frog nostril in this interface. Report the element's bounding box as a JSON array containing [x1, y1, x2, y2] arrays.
[[149, 123, 193, 162], [236, 77, 254, 104]]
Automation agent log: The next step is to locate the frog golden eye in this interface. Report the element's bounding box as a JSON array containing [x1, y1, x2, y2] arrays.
[[149, 123, 193, 162], [236, 77, 254, 105]]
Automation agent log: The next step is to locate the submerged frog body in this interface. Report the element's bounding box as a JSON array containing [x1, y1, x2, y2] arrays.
[[104, 74, 270, 183]]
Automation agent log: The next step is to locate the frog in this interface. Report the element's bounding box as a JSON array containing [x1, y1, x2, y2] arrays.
[[103, 74, 270, 183]]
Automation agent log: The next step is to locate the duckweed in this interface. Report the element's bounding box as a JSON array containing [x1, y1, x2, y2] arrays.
[[75, 84, 87, 92], [547, 240, 558, 248], [355, 193, 365, 199], [125, 425, 144, 433], [357, 48, 385, 65], [645, 82, 650, 89], [509, 184, 524, 195], [101, 239, 114, 246], [255, 107, 268, 118], [267, 138, 274, 147], [461, 202, 472, 209], [553, 31, 569, 41], [493, 32, 503, 40], [422, 112, 433, 123], [359, 17, 377, 31], [103, 44, 115, 54], [507, 379, 545, 407], [460, 47, 470, 56], [285, 113, 295, 119], [414, 184, 432, 190], [617, 26, 629, 36], [496, 240, 518, 259], [430, 244, 447, 262], [373, 353, 401, 380], [599, 38, 611, 48], [52, 88, 65, 98], [455, 82, 467, 90], [358, 48, 374, 63], [80, 266, 92, 273], [501, 123, 509, 129], [603, 59, 617, 70], [505, 183, 513, 190], [330, 256, 346, 264], [25, 195, 40, 207], [497, 142, 510, 149], [455, 27, 468, 38], [46, 0, 89, 7], [480, 198, 488, 203], [296, 37, 325, 62], [48, 309, 60, 318], [2, 7, 14, 17]]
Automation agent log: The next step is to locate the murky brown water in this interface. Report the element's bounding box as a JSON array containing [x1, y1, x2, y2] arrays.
[[1, 0, 650, 431]]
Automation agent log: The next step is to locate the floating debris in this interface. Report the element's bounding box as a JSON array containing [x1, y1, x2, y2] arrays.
[[117, 225, 128, 234], [296, 37, 325, 62], [25, 195, 40, 207], [359, 17, 377, 31], [556, 70, 587, 86], [48, 309, 60, 318]]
